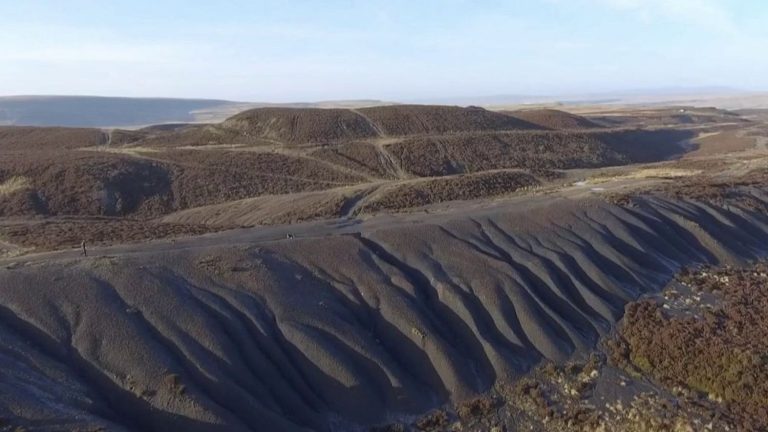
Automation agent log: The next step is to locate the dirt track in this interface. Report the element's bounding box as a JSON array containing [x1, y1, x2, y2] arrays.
[[0, 167, 674, 267]]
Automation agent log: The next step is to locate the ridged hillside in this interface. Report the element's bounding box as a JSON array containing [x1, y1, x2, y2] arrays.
[[386, 129, 693, 177], [504, 109, 602, 130], [0, 126, 106, 150], [358, 105, 539, 136], [223, 108, 379, 144], [2, 188, 768, 431]]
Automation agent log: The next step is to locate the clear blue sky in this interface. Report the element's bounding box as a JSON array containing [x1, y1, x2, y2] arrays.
[[1, 0, 766, 102]]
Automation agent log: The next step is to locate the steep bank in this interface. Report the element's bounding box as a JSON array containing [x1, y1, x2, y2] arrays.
[[2, 187, 768, 431]]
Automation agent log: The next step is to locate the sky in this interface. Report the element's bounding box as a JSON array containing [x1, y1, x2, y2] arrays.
[[0, 0, 766, 102]]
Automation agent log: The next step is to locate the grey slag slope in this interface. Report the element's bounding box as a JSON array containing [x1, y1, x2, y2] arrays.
[[2, 191, 768, 430]]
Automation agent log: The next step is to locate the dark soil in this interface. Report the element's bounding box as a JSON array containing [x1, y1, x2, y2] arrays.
[[358, 105, 538, 136], [0, 154, 174, 217], [0, 126, 105, 150], [359, 171, 539, 213], [0, 219, 219, 251], [310, 142, 398, 179], [0, 145, 367, 220], [156, 150, 367, 209], [224, 107, 378, 144], [503, 109, 602, 130], [387, 129, 692, 177]]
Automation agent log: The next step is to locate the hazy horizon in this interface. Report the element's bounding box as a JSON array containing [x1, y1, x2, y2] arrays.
[[2, 1, 767, 102]]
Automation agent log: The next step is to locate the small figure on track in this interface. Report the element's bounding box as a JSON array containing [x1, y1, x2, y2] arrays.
[[81, 240, 87, 257]]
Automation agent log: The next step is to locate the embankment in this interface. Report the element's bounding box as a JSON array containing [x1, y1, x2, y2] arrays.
[[2, 186, 768, 431]]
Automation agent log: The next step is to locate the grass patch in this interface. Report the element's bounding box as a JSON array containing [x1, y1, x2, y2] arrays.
[[0, 176, 31, 196], [81, 146, 163, 156], [587, 167, 702, 185]]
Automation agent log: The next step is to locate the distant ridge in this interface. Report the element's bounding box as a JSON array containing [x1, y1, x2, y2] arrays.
[[3, 90, 764, 128], [0, 96, 394, 128], [419, 88, 768, 110], [0, 96, 241, 128]]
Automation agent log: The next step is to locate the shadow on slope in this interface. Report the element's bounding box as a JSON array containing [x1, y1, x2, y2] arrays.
[[2, 186, 768, 430]]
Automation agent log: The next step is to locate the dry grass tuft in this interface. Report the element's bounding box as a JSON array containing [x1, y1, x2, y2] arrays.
[[82, 146, 162, 156], [588, 168, 702, 185], [0, 176, 31, 196]]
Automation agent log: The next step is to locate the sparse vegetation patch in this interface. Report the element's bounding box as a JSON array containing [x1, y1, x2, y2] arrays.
[[0, 176, 31, 196]]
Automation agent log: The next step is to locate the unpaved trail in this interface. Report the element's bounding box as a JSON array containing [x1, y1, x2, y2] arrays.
[[87, 139, 380, 183], [82, 146, 365, 186], [339, 184, 381, 217], [349, 108, 410, 179], [0, 239, 28, 258], [101, 129, 113, 146], [349, 108, 385, 138], [229, 145, 381, 183], [0, 169, 671, 267], [746, 127, 768, 151], [371, 138, 409, 179], [286, 150, 380, 182], [11, 131, 767, 266]]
